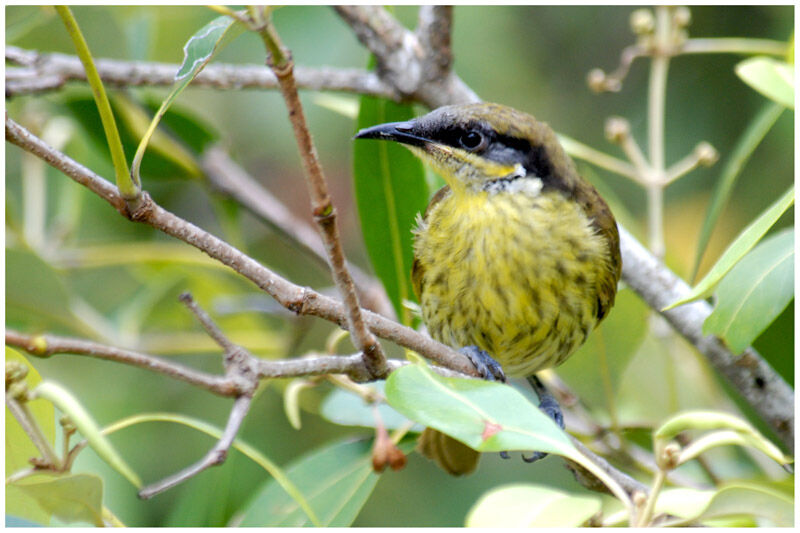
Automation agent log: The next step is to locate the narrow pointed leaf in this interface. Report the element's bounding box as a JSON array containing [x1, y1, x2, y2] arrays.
[[466, 484, 602, 527], [32, 381, 141, 488], [237, 437, 413, 527], [703, 228, 794, 354], [353, 95, 429, 325], [131, 14, 244, 183], [664, 185, 793, 310], [736, 56, 794, 108], [690, 102, 784, 281]]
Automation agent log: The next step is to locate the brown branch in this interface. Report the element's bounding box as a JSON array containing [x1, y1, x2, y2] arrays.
[[138, 395, 252, 499], [5, 45, 398, 100], [200, 146, 396, 319], [259, 15, 389, 379], [416, 6, 454, 77]]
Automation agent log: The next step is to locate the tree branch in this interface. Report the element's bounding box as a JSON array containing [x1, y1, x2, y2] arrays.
[[5, 45, 399, 100], [5, 116, 478, 378], [258, 14, 389, 379], [200, 146, 395, 319], [138, 395, 252, 499]]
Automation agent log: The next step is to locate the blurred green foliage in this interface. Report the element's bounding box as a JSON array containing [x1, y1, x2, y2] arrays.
[[5, 5, 793, 527]]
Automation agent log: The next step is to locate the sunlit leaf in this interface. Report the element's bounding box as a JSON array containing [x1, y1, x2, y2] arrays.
[[11, 473, 104, 527], [655, 483, 793, 527], [664, 185, 793, 310], [703, 228, 794, 354], [32, 381, 142, 488], [736, 56, 794, 108], [466, 484, 602, 527], [353, 95, 429, 325], [691, 102, 784, 281]]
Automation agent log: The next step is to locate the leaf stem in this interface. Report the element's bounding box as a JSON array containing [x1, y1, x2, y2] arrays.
[[5, 393, 61, 468], [54, 6, 136, 199]]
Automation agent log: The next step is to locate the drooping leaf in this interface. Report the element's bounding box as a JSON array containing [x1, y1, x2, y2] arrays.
[[654, 483, 793, 527], [98, 412, 317, 526], [32, 381, 141, 488], [131, 14, 245, 183], [236, 437, 414, 527], [665, 185, 793, 310], [466, 483, 602, 527], [735, 56, 794, 108], [691, 102, 784, 281], [654, 410, 791, 466], [11, 473, 104, 527], [703, 228, 794, 354], [353, 95, 429, 325]]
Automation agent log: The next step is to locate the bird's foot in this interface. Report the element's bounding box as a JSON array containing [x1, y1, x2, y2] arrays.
[[500, 375, 564, 464], [459, 345, 506, 382]]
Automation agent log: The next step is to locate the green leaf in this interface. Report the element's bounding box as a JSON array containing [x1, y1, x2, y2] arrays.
[[690, 102, 784, 281], [466, 484, 602, 527], [32, 381, 142, 488], [736, 56, 794, 108], [98, 412, 318, 527], [655, 483, 793, 527], [654, 410, 791, 466], [5, 348, 55, 526], [664, 185, 793, 310], [558, 289, 648, 419], [237, 437, 411, 527], [703, 228, 794, 354], [320, 380, 423, 431], [131, 14, 244, 184], [353, 96, 429, 325], [385, 363, 575, 456], [11, 473, 104, 527]]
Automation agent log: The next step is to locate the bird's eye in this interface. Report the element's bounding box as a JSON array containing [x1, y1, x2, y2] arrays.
[[459, 130, 485, 151]]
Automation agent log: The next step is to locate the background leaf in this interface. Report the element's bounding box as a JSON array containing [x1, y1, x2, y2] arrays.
[[353, 96, 429, 325], [236, 437, 413, 527], [320, 380, 424, 431], [466, 483, 602, 527], [735, 56, 794, 108], [665, 185, 794, 309], [5, 348, 55, 526], [703, 228, 794, 354], [10, 473, 104, 527], [690, 102, 784, 281]]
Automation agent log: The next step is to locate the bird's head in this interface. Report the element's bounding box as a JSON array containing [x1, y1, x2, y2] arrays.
[[354, 102, 581, 195]]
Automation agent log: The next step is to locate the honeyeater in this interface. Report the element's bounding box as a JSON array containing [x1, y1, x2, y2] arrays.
[[355, 103, 621, 475]]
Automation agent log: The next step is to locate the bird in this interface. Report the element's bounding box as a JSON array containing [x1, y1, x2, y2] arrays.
[[354, 103, 621, 475]]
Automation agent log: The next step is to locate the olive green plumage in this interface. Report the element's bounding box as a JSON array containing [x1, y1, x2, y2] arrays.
[[355, 102, 621, 475]]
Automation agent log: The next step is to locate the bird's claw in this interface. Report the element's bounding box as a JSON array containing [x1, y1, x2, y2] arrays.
[[459, 345, 507, 382]]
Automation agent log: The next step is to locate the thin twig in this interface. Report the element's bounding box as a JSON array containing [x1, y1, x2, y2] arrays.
[[138, 395, 252, 499], [5, 45, 398, 100], [258, 14, 389, 379], [6, 329, 237, 397], [6, 393, 61, 468], [200, 146, 395, 319]]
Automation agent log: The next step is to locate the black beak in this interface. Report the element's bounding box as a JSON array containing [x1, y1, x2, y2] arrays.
[[353, 120, 429, 147]]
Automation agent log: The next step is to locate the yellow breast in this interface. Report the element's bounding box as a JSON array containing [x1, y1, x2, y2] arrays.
[[414, 186, 611, 376]]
